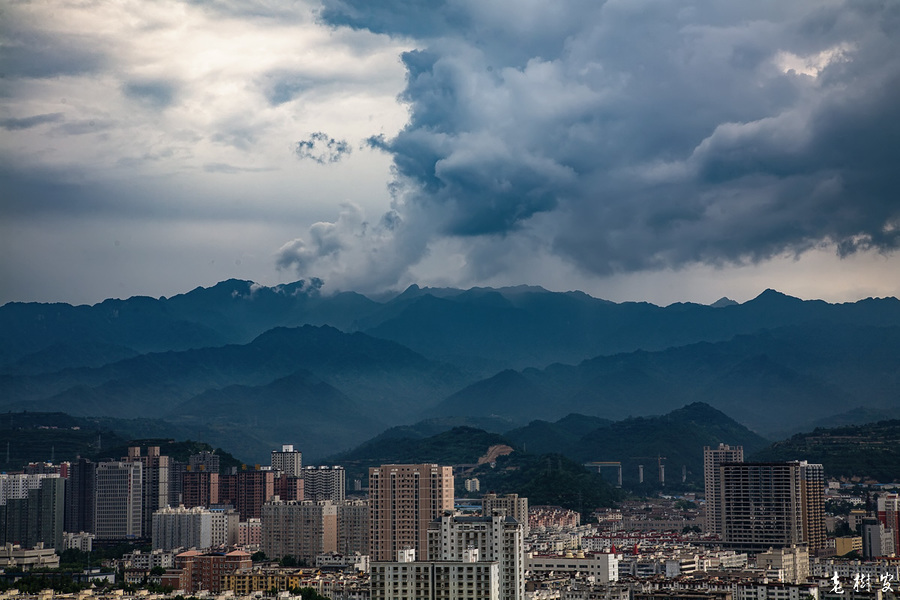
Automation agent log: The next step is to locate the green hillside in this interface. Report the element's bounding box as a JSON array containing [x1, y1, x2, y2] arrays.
[[326, 426, 513, 482], [751, 420, 900, 482], [464, 453, 623, 515], [0, 412, 127, 471], [0, 412, 249, 471]]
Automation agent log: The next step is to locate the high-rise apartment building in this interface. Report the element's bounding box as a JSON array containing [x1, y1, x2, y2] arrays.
[[703, 443, 744, 536], [261, 499, 338, 562], [151, 505, 239, 551], [271, 445, 302, 477], [0, 475, 65, 550], [189, 451, 220, 474], [427, 514, 525, 600], [719, 461, 825, 552], [238, 518, 261, 547], [0, 472, 57, 503], [877, 493, 900, 554], [799, 461, 826, 552], [169, 460, 187, 507], [124, 446, 171, 535], [369, 464, 454, 561], [303, 466, 346, 503], [219, 469, 275, 520], [274, 474, 304, 502], [182, 471, 219, 508], [862, 517, 895, 558], [338, 499, 369, 555], [94, 461, 143, 539], [483, 493, 529, 534], [371, 548, 500, 600]]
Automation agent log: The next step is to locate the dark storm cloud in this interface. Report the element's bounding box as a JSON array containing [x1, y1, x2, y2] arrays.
[[0, 113, 64, 131], [318, 0, 464, 38], [0, 28, 105, 79], [315, 0, 900, 281], [295, 132, 352, 164]]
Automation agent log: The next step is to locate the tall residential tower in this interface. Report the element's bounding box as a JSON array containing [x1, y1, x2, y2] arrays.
[[369, 464, 454, 561], [703, 443, 743, 536], [719, 460, 825, 552]]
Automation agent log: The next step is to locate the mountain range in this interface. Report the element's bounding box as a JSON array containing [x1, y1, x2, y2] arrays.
[[2, 279, 899, 462]]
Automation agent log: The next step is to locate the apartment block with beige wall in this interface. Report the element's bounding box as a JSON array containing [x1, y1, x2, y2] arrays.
[[368, 464, 454, 561], [261, 499, 337, 563]]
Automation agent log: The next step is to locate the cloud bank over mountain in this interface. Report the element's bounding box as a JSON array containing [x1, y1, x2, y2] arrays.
[[2, 0, 899, 305], [274, 0, 900, 291]]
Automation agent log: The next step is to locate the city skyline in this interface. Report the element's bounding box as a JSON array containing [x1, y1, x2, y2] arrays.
[[3, 1, 900, 307]]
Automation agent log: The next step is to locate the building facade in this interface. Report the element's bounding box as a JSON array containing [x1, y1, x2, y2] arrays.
[[151, 505, 239, 551], [703, 444, 744, 536], [169, 549, 251, 593], [303, 465, 346, 503], [338, 499, 369, 555], [189, 451, 220, 474], [369, 464, 454, 561], [527, 551, 618, 583], [219, 469, 275, 520], [124, 446, 171, 536], [182, 470, 219, 509], [64, 458, 96, 536], [427, 514, 525, 600], [271, 444, 302, 477], [94, 461, 143, 540], [756, 545, 809, 584], [261, 499, 338, 562], [371, 548, 500, 600], [0, 475, 65, 550], [877, 493, 899, 555], [483, 493, 529, 534], [719, 461, 825, 552]]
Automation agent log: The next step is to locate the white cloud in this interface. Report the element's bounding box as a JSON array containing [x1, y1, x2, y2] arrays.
[[774, 43, 854, 77]]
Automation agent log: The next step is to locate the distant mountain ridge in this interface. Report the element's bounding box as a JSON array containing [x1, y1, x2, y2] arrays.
[[3, 280, 900, 461], [4, 280, 900, 373], [427, 322, 900, 436], [0, 325, 468, 460]]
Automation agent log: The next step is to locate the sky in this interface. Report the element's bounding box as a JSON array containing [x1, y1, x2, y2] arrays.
[[2, 0, 899, 307]]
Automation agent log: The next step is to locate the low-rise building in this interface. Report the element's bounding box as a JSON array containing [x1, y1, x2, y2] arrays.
[[0, 543, 59, 570], [62, 531, 94, 552], [756, 545, 810, 584], [123, 548, 175, 570], [166, 549, 252, 593], [527, 550, 619, 583], [315, 551, 370, 573]]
